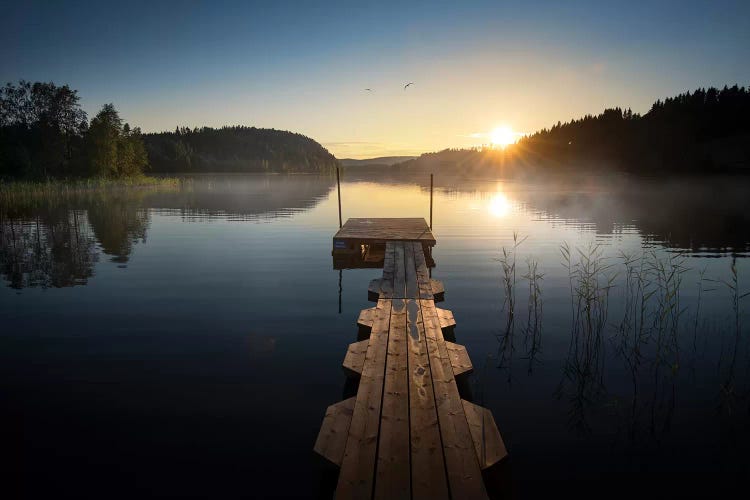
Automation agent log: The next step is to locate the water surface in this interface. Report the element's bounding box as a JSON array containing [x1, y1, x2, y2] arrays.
[[2, 172, 749, 498]]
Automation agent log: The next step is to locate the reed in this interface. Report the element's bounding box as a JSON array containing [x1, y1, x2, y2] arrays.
[[495, 231, 527, 375], [522, 256, 544, 374], [0, 176, 185, 209]]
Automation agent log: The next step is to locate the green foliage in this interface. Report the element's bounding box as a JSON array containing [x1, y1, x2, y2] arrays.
[[144, 126, 338, 174], [0, 82, 149, 179], [86, 104, 148, 178]]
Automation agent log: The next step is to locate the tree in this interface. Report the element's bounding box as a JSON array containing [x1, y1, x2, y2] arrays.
[[85, 103, 148, 178], [0, 80, 87, 178]]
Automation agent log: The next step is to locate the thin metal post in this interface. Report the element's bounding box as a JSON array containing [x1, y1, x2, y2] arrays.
[[338, 269, 343, 314], [429, 173, 433, 229], [336, 167, 342, 228]]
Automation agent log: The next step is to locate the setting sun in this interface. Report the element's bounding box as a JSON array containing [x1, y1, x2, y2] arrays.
[[490, 126, 516, 148]]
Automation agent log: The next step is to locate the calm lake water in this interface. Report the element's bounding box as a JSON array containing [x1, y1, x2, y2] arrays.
[[2, 171, 749, 498]]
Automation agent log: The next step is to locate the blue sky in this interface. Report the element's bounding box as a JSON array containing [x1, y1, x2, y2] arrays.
[[2, 0, 749, 157]]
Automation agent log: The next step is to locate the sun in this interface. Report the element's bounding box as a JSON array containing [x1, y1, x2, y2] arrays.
[[490, 126, 516, 148]]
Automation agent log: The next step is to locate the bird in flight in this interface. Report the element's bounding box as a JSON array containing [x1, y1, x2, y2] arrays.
[[404, 82, 414, 90], [364, 88, 374, 92]]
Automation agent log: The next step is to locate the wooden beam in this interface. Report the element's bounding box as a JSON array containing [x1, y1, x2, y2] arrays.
[[342, 340, 369, 378], [420, 299, 488, 499], [462, 400, 508, 470], [407, 299, 450, 499], [336, 299, 393, 499], [314, 397, 356, 467], [374, 298, 411, 499], [445, 342, 473, 377]]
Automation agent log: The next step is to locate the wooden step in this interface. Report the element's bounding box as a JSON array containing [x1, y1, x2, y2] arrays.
[[342, 340, 369, 378], [368, 279, 383, 302], [431, 279, 445, 302], [461, 400, 508, 470], [357, 307, 376, 330], [314, 397, 356, 467], [436, 307, 456, 330], [445, 342, 473, 376]]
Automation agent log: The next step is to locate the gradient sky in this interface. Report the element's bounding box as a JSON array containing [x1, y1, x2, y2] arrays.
[[2, 0, 749, 158]]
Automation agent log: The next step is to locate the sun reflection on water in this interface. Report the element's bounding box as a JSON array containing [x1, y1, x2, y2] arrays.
[[488, 192, 511, 217]]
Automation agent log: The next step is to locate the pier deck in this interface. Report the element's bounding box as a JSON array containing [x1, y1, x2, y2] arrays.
[[332, 218, 436, 269], [316, 239, 506, 499]]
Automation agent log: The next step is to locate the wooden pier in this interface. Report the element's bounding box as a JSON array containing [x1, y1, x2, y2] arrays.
[[316, 221, 506, 499], [332, 218, 436, 269]]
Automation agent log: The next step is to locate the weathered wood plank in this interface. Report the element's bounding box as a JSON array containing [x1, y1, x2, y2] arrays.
[[334, 218, 436, 244], [368, 279, 382, 302], [314, 397, 357, 467], [380, 243, 395, 298], [412, 242, 434, 300], [420, 299, 488, 499], [336, 299, 392, 499], [430, 279, 445, 302], [357, 307, 376, 330], [374, 298, 411, 499], [407, 299, 450, 499], [392, 242, 407, 300], [404, 241, 419, 300], [436, 307, 456, 330], [462, 400, 508, 470], [445, 341, 474, 377], [343, 340, 369, 378]]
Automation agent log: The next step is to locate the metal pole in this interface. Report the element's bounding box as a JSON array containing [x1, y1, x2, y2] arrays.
[[429, 173, 433, 229], [336, 167, 342, 228]]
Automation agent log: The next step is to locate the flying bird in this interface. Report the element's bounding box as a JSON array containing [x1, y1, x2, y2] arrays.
[[364, 88, 374, 92], [404, 82, 414, 90]]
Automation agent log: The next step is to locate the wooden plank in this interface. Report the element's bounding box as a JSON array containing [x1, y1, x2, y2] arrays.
[[420, 299, 488, 499], [392, 242, 406, 300], [374, 298, 411, 499], [407, 299, 450, 499], [343, 340, 369, 378], [314, 397, 357, 467], [445, 342, 473, 377], [436, 307, 456, 330], [462, 400, 508, 470], [412, 242, 434, 300], [334, 218, 436, 244], [430, 279, 445, 302], [380, 243, 395, 299], [368, 279, 383, 302], [357, 307, 376, 330], [336, 299, 393, 499], [404, 241, 419, 300]]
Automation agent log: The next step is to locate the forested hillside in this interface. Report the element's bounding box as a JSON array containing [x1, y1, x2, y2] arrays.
[[399, 85, 750, 173], [144, 126, 338, 173]]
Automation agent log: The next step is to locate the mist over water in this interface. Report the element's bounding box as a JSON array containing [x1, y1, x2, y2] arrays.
[[2, 172, 748, 497]]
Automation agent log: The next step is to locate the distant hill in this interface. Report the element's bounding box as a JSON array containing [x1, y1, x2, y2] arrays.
[[340, 156, 417, 167], [397, 85, 750, 174], [144, 126, 339, 173]]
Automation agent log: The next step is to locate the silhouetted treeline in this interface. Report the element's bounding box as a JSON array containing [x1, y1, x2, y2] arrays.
[[0, 81, 148, 179], [520, 85, 750, 171], [401, 86, 750, 173], [1, 81, 337, 179], [144, 126, 338, 173]]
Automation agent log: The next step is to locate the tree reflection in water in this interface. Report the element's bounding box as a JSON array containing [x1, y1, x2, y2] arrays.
[[0, 190, 150, 288]]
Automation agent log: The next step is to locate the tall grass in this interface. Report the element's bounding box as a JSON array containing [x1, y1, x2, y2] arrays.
[[0, 176, 186, 209], [500, 238, 747, 435], [495, 232, 527, 377], [522, 256, 543, 374]]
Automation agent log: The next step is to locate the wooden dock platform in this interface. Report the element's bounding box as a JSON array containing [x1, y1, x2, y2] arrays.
[[316, 237, 506, 499], [332, 218, 436, 269]]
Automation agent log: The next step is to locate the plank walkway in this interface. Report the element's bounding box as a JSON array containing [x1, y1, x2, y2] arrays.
[[315, 240, 506, 499]]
